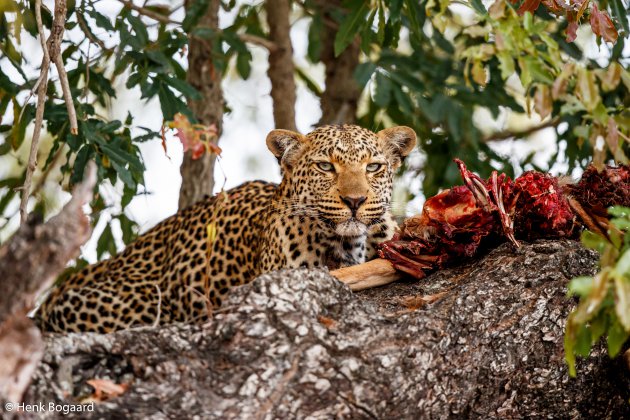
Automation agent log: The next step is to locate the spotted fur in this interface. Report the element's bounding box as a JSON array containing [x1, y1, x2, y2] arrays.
[[36, 124, 416, 333]]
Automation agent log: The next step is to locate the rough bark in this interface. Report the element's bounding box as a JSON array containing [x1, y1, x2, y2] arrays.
[[265, 0, 297, 131], [318, 1, 361, 126], [0, 162, 95, 404], [23, 240, 630, 418], [179, 0, 223, 209]]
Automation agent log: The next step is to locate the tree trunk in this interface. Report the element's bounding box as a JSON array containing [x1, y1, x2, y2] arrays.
[[24, 240, 630, 418], [0, 162, 95, 404], [265, 0, 297, 131], [179, 0, 223, 209], [318, 1, 361, 126]]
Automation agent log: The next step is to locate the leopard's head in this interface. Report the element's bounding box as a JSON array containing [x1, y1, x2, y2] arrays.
[[267, 124, 416, 237]]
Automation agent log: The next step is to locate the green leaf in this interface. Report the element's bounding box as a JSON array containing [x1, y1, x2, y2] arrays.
[[333, 0, 370, 56], [127, 14, 149, 46], [564, 327, 577, 377], [574, 323, 592, 357], [236, 50, 252, 79], [610, 0, 629, 35], [590, 314, 608, 343], [100, 120, 123, 133], [118, 213, 138, 244], [581, 230, 608, 254], [614, 272, 630, 330], [87, 8, 114, 31], [295, 66, 322, 97], [11, 103, 34, 150], [616, 249, 630, 276], [568, 276, 594, 298], [307, 13, 322, 63], [110, 160, 135, 189], [96, 223, 117, 260], [469, 0, 487, 15], [354, 62, 377, 87], [374, 72, 392, 107], [163, 76, 201, 99], [121, 185, 136, 209], [404, 0, 423, 38], [71, 145, 92, 185], [158, 83, 186, 120], [392, 84, 414, 116], [607, 318, 629, 357], [609, 206, 630, 218], [100, 143, 142, 173]]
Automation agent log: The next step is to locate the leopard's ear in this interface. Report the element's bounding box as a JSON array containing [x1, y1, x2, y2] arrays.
[[377, 126, 417, 167], [266, 129, 307, 168]]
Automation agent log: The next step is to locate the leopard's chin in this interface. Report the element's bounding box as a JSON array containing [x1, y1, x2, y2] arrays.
[[335, 218, 368, 237]]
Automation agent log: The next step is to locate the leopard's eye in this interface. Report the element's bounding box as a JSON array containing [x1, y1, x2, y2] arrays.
[[366, 163, 383, 173], [316, 162, 335, 172]]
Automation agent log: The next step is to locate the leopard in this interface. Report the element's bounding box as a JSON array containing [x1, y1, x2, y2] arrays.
[[36, 124, 417, 333]]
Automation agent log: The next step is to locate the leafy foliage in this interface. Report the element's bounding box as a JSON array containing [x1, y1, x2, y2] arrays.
[[565, 206, 630, 376], [314, 0, 630, 196]]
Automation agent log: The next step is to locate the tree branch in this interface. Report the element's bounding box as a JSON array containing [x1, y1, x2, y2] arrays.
[[179, 0, 223, 209], [76, 6, 111, 52], [239, 33, 278, 52], [20, 0, 78, 224], [118, 0, 177, 24], [483, 119, 560, 143], [118, 1, 278, 51], [265, 0, 297, 131], [0, 161, 95, 403], [49, 0, 78, 136], [317, 0, 360, 125], [20, 0, 51, 225]]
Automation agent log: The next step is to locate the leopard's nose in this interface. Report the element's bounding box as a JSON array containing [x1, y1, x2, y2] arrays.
[[340, 195, 367, 213]]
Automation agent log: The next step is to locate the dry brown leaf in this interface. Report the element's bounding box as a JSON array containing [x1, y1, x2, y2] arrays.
[[86, 378, 130, 402], [576, 67, 600, 111], [534, 84, 552, 120], [317, 315, 337, 329], [489, 0, 506, 19], [598, 63, 622, 92], [606, 117, 619, 154]]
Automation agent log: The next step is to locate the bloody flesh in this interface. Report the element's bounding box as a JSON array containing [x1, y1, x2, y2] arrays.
[[378, 161, 630, 279]]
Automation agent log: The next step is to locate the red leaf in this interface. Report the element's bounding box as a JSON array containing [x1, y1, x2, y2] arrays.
[[191, 141, 206, 160], [167, 113, 220, 160], [541, 0, 566, 13], [566, 21, 579, 42], [517, 0, 541, 15], [590, 3, 618, 43]]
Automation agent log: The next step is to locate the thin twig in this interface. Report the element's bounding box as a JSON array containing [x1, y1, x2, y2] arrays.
[[20, 0, 51, 224], [31, 146, 65, 198], [48, 0, 78, 135], [76, 5, 111, 52], [54, 55, 78, 135], [237, 33, 278, 52], [16, 74, 45, 125], [118, 0, 177, 24], [152, 283, 162, 327], [484, 119, 560, 143], [117, 0, 278, 51]]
